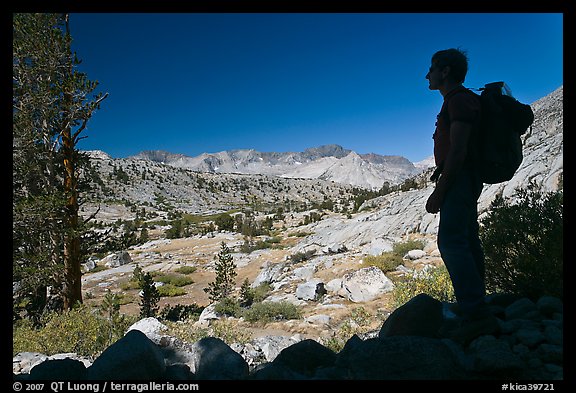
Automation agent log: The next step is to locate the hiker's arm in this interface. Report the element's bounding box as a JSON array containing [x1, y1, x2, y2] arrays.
[[426, 120, 472, 214]]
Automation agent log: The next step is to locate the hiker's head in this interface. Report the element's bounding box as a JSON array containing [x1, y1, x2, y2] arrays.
[[428, 48, 469, 85]]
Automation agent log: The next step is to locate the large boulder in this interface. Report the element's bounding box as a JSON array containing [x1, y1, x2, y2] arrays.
[[341, 266, 394, 302], [335, 335, 467, 379], [379, 293, 444, 338], [103, 251, 132, 268], [86, 330, 165, 380], [188, 337, 249, 380]]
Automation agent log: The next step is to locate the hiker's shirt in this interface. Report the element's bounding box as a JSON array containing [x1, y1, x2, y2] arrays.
[[433, 86, 481, 171]]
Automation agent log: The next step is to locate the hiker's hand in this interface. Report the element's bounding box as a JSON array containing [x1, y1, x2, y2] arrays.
[[426, 189, 443, 214]]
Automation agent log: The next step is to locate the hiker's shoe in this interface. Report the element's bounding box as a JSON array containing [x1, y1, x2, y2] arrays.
[[449, 314, 500, 345]]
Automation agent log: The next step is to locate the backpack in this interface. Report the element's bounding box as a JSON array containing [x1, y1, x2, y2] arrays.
[[473, 82, 535, 184]]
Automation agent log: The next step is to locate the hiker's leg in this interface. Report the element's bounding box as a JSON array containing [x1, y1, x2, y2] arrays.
[[437, 172, 487, 319]]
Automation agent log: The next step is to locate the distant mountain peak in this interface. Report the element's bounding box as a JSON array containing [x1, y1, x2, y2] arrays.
[[302, 144, 351, 159], [414, 155, 436, 170], [132, 150, 185, 163], [85, 150, 112, 160]]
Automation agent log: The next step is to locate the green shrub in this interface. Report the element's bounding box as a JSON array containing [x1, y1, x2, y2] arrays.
[[209, 319, 252, 345], [215, 213, 235, 231], [241, 236, 284, 253], [115, 293, 136, 305], [174, 265, 197, 275], [239, 280, 271, 307], [242, 301, 302, 323], [479, 184, 563, 300], [157, 283, 186, 297], [155, 273, 194, 287], [392, 265, 455, 308], [214, 297, 242, 317], [289, 249, 316, 263], [164, 320, 209, 345], [159, 303, 204, 322], [164, 319, 251, 346], [321, 307, 373, 353], [363, 239, 426, 273], [363, 252, 403, 273], [392, 239, 425, 257], [251, 282, 272, 303], [120, 279, 141, 291], [13, 305, 136, 357], [90, 265, 108, 273]]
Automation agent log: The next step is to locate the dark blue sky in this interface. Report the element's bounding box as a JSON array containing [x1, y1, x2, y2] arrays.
[[70, 13, 563, 162]]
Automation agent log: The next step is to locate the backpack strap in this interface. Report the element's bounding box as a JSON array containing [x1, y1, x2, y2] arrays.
[[431, 86, 481, 181], [441, 86, 481, 124]]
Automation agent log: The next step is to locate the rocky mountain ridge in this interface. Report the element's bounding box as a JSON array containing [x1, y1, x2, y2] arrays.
[[81, 156, 366, 220], [127, 143, 423, 190]]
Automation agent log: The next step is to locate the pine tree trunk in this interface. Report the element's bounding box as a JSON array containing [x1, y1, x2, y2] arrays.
[[62, 135, 82, 310], [61, 13, 82, 310]]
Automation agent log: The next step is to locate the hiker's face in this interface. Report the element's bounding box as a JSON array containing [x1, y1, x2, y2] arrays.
[[426, 62, 444, 90], [426, 59, 453, 91]]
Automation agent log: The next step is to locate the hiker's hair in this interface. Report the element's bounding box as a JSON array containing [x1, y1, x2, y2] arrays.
[[432, 48, 469, 84]]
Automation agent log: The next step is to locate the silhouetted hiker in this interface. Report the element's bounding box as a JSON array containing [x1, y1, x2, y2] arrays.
[[425, 48, 499, 344]]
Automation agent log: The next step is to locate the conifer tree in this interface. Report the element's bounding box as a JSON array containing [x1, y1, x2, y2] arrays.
[[204, 242, 237, 302], [13, 13, 108, 313], [139, 272, 160, 318], [239, 278, 254, 307]]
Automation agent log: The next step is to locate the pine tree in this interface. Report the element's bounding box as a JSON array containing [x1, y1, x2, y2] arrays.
[[239, 278, 254, 307], [13, 13, 108, 314], [139, 272, 160, 318], [204, 242, 237, 302]]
